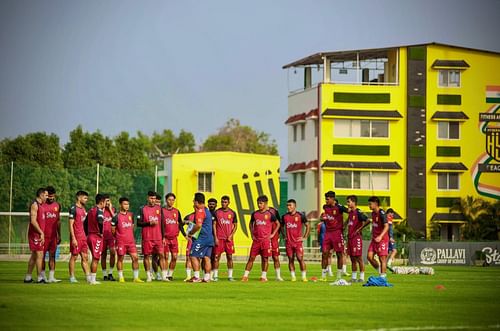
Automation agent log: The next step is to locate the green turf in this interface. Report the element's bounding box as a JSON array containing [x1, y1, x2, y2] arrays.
[[1, 261, 499, 330]]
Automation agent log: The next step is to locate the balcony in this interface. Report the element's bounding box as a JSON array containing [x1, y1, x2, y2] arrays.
[[283, 47, 400, 95]]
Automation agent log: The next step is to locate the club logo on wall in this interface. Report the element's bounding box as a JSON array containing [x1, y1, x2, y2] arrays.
[[473, 86, 500, 200]]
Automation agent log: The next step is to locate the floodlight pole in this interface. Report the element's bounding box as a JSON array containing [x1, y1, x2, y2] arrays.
[[154, 165, 158, 192], [96, 163, 100, 194]]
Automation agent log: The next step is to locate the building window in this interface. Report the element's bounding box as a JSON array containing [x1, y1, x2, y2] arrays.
[[292, 173, 298, 191], [334, 119, 389, 138], [437, 173, 459, 190], [334, 171, 389, 190], [198, 172, 213, 192], [439, 70, 460, 87], [300, 123, 306, 141], [293, 125, 297, 142], [437, 121, 459, 139], [300, 172, 306, 190]]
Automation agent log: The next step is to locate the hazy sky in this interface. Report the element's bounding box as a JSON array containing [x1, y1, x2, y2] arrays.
[[1, 0, 499, 159]]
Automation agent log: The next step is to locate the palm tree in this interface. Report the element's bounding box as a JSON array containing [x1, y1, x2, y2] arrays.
[[450, 196, 490, 240]]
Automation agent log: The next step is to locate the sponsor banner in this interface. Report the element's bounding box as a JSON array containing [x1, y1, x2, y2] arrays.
[[409, 242, 500, 266]]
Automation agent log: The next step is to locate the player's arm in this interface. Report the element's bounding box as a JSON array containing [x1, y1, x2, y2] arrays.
[[30, 202, 45, 244], [356, 210, 371, 234], [111, 214, 118, 236], [177, 211, 186, 237], [230, 211, 238, 239], [212, 212, 218, 245], [301, 213, 310, 240], [269, 214, 280, 240], [339, 204, 349, 214], [97, 209, 105, 235], [375, 212, 389, 243], [56, 204, 61, 244], [249, 213, 255, 240], [68, 206, 78, 247], [136, 207, 149, 227], [160, 208, 165, 238]]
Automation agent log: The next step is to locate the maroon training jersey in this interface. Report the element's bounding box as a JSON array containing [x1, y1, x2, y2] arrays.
[[29, 200, 46, 234], [112, 211, 135, 244], [250, 210, 277, 241], [43, 201, 60, 239], [282, 212, 307, 244], [268, 207, 280, 238], [139, 205, 162, 241], [86, 206, 105, 235], [347, 208, 368, 239], [322, 204, 347, 233], [69, 204, 87, 240], [215, 208, 237, 240], [102, 207, 115, 238], [371, 209, 388, 240], [162, 207, 182, 239]]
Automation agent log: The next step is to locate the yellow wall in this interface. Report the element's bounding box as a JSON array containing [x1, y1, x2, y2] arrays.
[[318, 48, 408, 215], [425, 45, 500, 237], [164, 152, 281, 257]]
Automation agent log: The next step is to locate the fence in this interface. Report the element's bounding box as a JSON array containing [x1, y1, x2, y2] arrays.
[[0, 162, 163, 251]]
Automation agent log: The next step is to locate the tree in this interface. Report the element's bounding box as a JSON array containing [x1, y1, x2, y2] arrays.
[[450, 196, 491, 240], [138, 129, 196, 161], [201, 119, 278, 155]]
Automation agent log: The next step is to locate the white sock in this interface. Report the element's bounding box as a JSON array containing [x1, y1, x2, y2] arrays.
[[244, 270, 250, 277], [157, 271, 162, 278], [378, 266, 381, 273], [321, 269, 327, 277], [69, 273, 75, 280], [290, 271, 296, 279], [118, 270, 124, 278], [49, 270, 55, 280], [194, 271, 200, 279], [210, 271, 214, 278], [162, 270, 168, 279], [301, 270, 307, 279], [275, 268, 281, 279], [337, 269, 342, 279], [360, 272, 365, 280], [327, 265, 332, 273], [102, 269, 107, 278], [25, 274, 32, 281], [388, 258, 393, 267], [91, 273, 96, 282], [168, 269, 174, 277], [203, 272, 210, 281], [186, 268, 192, 278], [86, 273, 91, 282], [381, 273, 387, 278], [213, 269, 219, 278], [228, 269, 233, 278], [261, 271, 267, 279], [133, 269, 139, 279], [40, 270, 46, 279], [342, 264, 347, 273], [108, 268, 114, 276], [146, 271, 152, 281], [37, 274, 44, 282], [149, 268, 154, 275], [352, 271, 357, 280]]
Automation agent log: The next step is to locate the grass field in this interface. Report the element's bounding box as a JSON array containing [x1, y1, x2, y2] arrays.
[[1, 261, 499, 331]]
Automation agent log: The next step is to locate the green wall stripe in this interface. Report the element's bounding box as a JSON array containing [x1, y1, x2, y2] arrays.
[[333, 145, 390, 155], [409, 145, 425, 158], [436, 146, 461, 157], [334, 92, 390, 104], [409, 196, 425, 209], [409, 95, 425, 108], [436, 197, 460, 208], [408, 46, 426, 61], [336, 195, 391, 206], [437, 94, 461, 105]]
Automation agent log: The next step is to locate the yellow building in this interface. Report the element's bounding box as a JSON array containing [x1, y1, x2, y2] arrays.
[[158, 151, 281, 256], [283, 42, 500, 239]]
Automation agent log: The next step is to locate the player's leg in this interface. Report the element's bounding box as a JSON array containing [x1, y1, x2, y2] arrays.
[[80, 252, 91, 283], [69, 254, 77, 283], [367, 250, 379, 271], [358, 256, 365, 282], [242, 255, 256, 281], [143, 255, 152, 281], [212, 252, 221, 281], [335, 251, 343, 279], [327, 253, 333, 276], [202, 250, 212, 282], [117, 254, 125, 282], [189, 255, 202, 282], [350, 255, 358, 281], [287, 253, 296, 281], [342, 250, 350, 276], [130, 252, 143, 282], [272, 240, 282, 281], [48, 250, 60, 283], [168, 252, 178, 280], [260, 256, 269, 281], [24, 251, 37, 283], [379, 255, 388, 277], [226, 253, 234, 281], [184, 254, 192, 281], [100, 244, 108, 280], [158, 252, 169, 281], [297, 249, 307, 282], [108, 244, 116, 280]]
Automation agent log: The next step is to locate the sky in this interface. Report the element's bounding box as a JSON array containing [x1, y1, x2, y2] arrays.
[[1, 0, 499, 160]]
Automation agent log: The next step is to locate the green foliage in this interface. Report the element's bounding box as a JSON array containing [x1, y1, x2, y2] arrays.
[[450, 196, 499, 240], [0, 132, 63, 168], [202, 119, 278, 155]]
